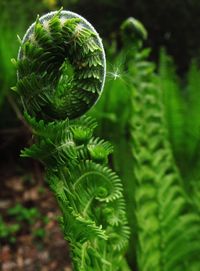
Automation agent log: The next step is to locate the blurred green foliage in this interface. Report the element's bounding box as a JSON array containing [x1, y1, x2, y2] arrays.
[[0, 215, 20, 244], [0, 203, 48, 244], [0, 0, 44, 109], [89, 17, 200, 269], [8, 203, 41, 225], [159, 51, 200, 213]]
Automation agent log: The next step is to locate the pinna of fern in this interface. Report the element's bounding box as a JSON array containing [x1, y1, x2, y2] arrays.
[[14, 9, 130, 271]]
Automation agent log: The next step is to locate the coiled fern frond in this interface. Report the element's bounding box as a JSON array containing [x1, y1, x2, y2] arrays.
[[14, 10, 130, 271], [15, 9, 106, 120]]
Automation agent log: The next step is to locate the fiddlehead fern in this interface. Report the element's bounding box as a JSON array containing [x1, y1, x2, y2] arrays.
[[16, 9, 106, 120], [14, 10, 130, 271]]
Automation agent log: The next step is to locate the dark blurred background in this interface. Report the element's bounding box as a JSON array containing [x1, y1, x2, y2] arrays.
[[2, 0, 200, 70], [68, 0, 200, 73]]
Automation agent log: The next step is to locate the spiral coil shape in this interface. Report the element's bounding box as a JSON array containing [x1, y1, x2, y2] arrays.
[[17, 10, 106, 120]]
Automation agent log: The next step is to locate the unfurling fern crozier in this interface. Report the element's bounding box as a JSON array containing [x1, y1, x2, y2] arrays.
[[15, 10, 130, 271], [16, 10, 106, 120]]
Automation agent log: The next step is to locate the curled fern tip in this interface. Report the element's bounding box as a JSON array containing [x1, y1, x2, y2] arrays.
[[16, 10, 106, 120]]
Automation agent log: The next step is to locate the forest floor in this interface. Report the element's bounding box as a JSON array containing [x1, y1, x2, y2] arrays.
[[0, 157, 72, 271]]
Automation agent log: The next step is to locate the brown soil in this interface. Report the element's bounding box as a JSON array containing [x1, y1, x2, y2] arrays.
[[0, 159, 72, 271]]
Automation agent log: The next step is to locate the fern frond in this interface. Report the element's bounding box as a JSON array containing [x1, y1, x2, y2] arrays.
[[130, 66, 200, 271], [159, 51, 200, 214], [112, 19, 200, 268], [21, 113, 130, 270]]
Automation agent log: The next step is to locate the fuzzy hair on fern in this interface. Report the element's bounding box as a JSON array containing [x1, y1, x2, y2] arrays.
[[14, 10, 130, 271]]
